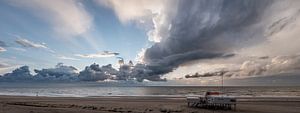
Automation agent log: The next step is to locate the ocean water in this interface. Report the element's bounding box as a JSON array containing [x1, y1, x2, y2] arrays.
[[0, 82, 300, 97]]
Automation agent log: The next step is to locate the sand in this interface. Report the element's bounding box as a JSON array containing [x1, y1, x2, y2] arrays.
[[1, 95, 300, 113]]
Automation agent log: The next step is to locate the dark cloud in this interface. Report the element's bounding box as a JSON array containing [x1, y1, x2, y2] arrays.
[[185, 55, 300, 79], [77, 61, 166, 82], [131, 63, 166, 82], [142, 0, 272, 77], [78, 63, 118, 81]]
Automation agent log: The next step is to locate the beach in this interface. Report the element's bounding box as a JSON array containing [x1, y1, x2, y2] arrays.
[[1, 95, 300, 113]]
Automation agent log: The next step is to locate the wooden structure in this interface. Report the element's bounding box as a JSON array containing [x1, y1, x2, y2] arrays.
[[187, 92, 236, 110]]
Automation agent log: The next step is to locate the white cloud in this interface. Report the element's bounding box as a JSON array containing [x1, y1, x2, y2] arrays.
[[98, 0, 163, 22], [58, 56, 80, 61], [16, 38, 47, 49], [9, 0, 92, 36], [97, 0, 177, 42], [15, 38, 55, 53], [0, 47, 6, 52], [135, 48, 146, 63], [75, 51, 119, 58]]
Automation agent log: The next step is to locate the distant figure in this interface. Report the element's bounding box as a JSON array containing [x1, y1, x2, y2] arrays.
[[36, 92, 39, 97]]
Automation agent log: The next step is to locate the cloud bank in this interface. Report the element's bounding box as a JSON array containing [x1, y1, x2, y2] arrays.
[[184, 55, 300, 79], [0, 62, 166, 82], [0, 63, 78, 82]]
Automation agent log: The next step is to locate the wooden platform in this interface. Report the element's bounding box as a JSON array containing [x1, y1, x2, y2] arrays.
[[187, 96, 236, 110]]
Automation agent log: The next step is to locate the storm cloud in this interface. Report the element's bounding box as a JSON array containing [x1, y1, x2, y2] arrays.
[[103, 0, 300, 79], [99, 0, 294, 79], [143, 0, 270, 65]]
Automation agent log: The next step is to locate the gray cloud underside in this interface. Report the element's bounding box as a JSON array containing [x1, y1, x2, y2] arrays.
[[186, 55, 300, 79], [0, 62, 166, 82], [142, 0, 272, 77]]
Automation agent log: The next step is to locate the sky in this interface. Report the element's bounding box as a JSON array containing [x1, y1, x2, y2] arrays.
[[1, 0, 300, 85], [0, 0, 149, 73]]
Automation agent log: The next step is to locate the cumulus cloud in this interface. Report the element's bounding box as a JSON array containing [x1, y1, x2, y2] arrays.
[[97, 0, 176, 42], [75, 51, 119, 58], [78, 62, 166, 82], [0, 63, 79, 82], [0, 62, 167, 82], [9, 0, 92, 36], [34, 63, 79, 81], [78, 63, 118, 81], [0, 66, 33, 82]]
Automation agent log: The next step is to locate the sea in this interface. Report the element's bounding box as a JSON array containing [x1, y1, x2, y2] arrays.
[[0, 82, 300, 97]]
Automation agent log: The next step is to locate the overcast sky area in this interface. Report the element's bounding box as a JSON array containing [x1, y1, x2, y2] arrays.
[[1, 0, 300, 85]]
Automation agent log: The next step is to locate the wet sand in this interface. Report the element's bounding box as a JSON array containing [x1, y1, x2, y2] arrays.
[[1, 95, 300, 113]]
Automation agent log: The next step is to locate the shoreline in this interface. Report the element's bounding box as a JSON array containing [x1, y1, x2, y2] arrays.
[[1, 95, 300, 113], [2, 94, 300, 100]]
